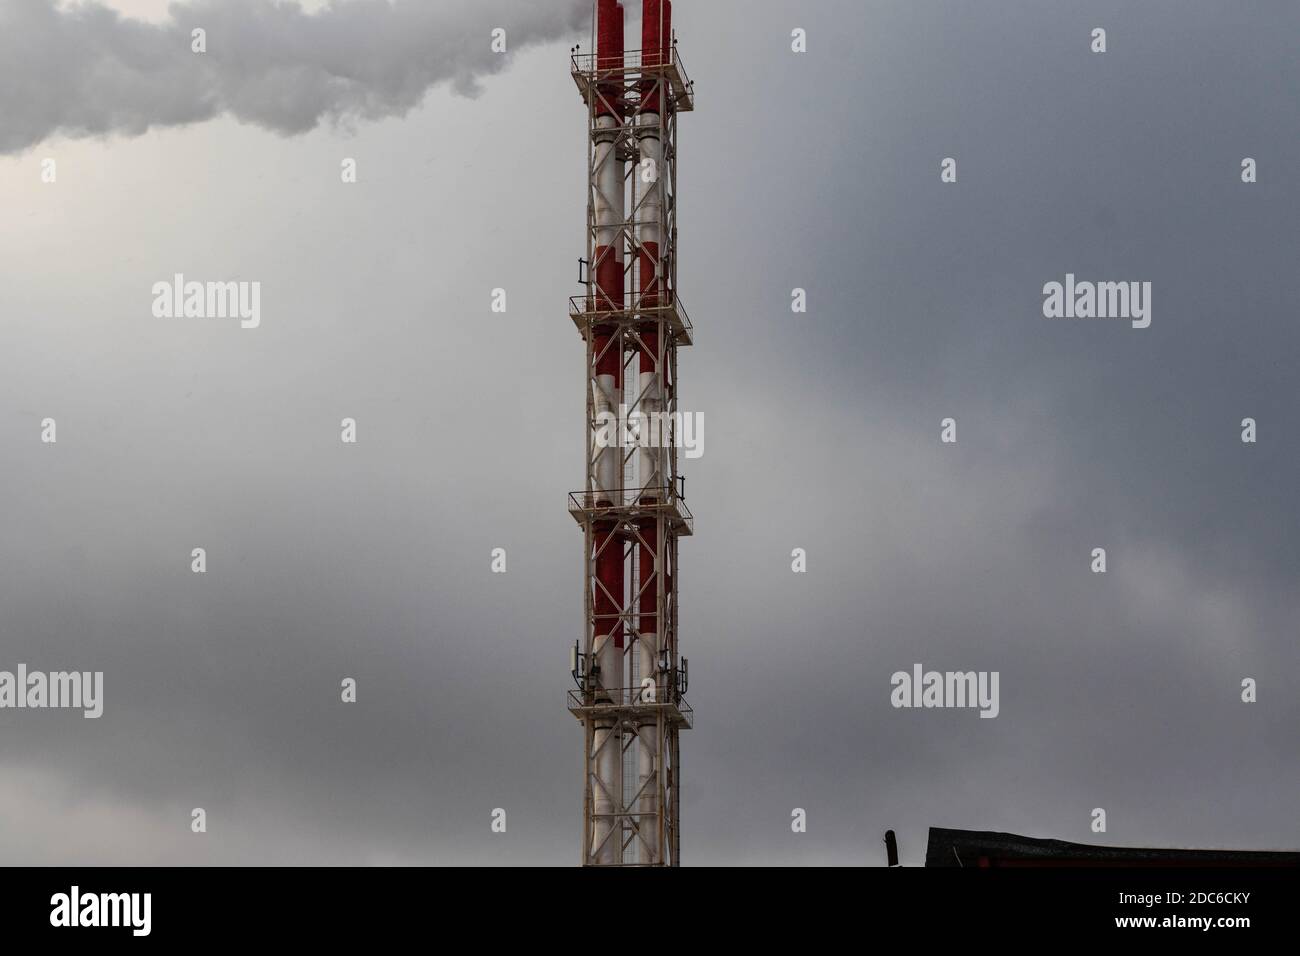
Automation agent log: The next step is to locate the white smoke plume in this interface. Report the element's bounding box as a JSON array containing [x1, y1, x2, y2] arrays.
[[0, 0, 589, 153]]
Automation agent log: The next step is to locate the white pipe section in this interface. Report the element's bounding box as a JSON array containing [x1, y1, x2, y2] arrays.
[[636, 113, 663, 260], [592, 636, 623, 865], [635, 631, 657, 862], [635, 112, 663, 497], [594, 374, 620, 502], [594, 119, 624, 286]]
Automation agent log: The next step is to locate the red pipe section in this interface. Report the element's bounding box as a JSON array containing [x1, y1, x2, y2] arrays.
[[594, 0, 625, 651], [641, 0, 671, 111], [637, 0, 671, 653], [594, 0, 625, 313]]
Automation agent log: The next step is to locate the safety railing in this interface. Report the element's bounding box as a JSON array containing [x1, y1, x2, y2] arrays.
[[571, 48, 695, 111], [568, 488, 693, 535], [569, 292, 693, 344], [567, 685, 694, 729]]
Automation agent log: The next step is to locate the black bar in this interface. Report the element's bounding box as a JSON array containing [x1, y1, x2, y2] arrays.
[[2, 865, 1294, 942]]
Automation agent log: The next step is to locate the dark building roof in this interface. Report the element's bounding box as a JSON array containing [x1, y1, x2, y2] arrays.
[[925, 828, 1300, 867]]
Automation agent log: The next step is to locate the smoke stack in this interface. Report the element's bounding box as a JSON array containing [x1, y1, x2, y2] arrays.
[[571, 0, 694, 868]]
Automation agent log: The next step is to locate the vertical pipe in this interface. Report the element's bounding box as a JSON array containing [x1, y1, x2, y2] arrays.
[[590, 0, 626, 866], [592, 0, 625, 513], [634, 0, 671, 864]]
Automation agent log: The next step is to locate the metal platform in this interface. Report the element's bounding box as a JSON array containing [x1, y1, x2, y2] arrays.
[[567, 687, 694, 730], [571, 48, 695, 113], [568, 489, 694, 537], [568, 293, 694, 347]]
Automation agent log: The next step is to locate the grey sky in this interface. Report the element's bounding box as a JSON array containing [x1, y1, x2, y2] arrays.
[[0, 0, 1296, 865]]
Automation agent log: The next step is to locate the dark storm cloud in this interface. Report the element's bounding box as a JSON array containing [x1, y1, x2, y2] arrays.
[[0, 0, 587, 153]]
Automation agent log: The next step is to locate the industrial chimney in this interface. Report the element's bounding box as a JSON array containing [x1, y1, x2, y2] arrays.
[[566, 0, 695, 867]]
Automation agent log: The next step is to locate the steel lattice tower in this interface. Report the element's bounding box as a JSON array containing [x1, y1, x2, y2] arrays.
[[566, 0, 695, 867]]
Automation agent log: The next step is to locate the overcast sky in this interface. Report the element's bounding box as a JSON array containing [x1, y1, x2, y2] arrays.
[[0, 0, 1296, 865]]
